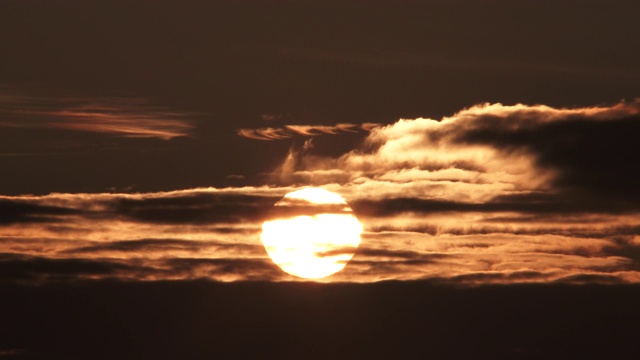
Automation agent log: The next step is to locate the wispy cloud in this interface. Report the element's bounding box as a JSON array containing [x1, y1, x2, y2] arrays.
[[49, 107, 193, 139], [237, 123, 380, 140], [0, 86, 195, 139]]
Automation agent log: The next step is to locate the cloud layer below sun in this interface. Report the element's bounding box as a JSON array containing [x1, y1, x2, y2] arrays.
[[1, 101, 639, 284]]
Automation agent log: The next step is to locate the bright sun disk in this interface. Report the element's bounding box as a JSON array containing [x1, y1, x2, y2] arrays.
[[261, 188, 362, 279]]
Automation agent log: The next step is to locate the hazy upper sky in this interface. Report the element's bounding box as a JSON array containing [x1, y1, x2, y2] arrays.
[[1, 0, 639, 285]]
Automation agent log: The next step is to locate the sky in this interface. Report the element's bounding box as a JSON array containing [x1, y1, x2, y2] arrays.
[[1, 0, 640, 358]]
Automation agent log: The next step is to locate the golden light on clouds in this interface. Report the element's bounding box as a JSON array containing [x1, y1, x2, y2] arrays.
[[1, 101, 638, 284], [261, 188, 362, 279]]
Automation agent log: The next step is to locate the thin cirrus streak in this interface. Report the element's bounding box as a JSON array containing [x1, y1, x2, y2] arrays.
[[49, 108, 194, 140], [237, 123, 381, 140], [0, 87, 195, 140]]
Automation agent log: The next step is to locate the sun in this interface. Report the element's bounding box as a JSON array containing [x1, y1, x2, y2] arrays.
[[261, 188, 362, 279]]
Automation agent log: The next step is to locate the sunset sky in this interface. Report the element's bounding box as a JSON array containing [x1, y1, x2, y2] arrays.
[[1, 0, 640, 358]]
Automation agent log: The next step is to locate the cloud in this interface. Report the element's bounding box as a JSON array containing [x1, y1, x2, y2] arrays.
[[0, 253, 140, 283], [0, 253, 285, 283], [162, 257, 284, 281], [0, 185, 639, 284], [112, 192, 280, 224], [237, 123, 380, 140], [275, 100, 640, 208], [447, 270, 548, 284], [63, 238, 261, 256], [0, 187, 297, 283], [350, 192, 639, 219], [0, 86, 195, 139], [553, 273, 627, 284], [453, 103, 640, 201], [0, 199, 81, 225], [2, 101, 640, 285], [49, 107, 193, 139], [259, 100, 640, 284]]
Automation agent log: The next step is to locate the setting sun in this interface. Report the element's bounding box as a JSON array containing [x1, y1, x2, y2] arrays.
[[261, 188, 362, 279]]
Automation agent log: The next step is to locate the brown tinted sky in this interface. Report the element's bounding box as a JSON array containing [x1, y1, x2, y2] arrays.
[[1, 0, 639, 285]]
